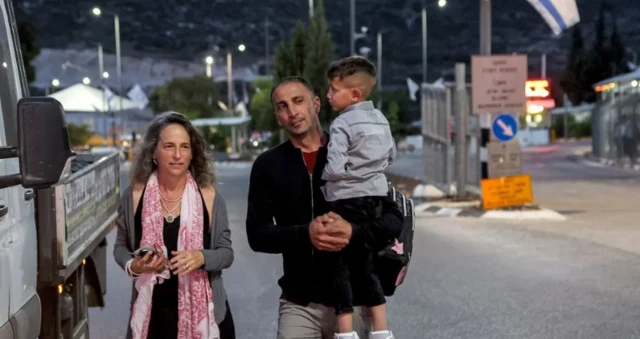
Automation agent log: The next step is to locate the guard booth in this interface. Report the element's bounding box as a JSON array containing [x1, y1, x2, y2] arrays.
[[590, 69, 640, 163], [191, 116, 252, 156]]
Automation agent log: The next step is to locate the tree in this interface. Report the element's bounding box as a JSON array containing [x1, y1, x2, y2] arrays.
[[249, 78, 277, 131], [304, 0, 335, 124], [274, 21, 307, 81], [291, 22, 307, 77], [609, 18, 629, 75], [67, 123, 92, 148], [274, 41, 294, 81], [149, 75, 219, 119], [272, 0, 335, 125], [368, 89, 412, 140], [583, 1, 613, 102], [17, 20, 40, 84], [560, 25, 588, 105]]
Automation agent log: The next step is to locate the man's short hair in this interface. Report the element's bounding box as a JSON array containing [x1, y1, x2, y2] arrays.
[[270, 76, 316, 106], [326, 56, 377, 81]]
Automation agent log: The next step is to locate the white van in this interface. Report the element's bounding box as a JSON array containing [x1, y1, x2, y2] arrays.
[[0, 1, 119, 338]]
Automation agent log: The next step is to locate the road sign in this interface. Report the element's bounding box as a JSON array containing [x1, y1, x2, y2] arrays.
[[480, 174, 533, 210], [492, 114, 518, 142], [471, 55, 528, 115], [487, 141, 522, 178]]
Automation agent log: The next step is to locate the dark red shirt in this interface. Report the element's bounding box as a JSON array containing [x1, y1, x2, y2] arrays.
[[302, 150, 318, 173]]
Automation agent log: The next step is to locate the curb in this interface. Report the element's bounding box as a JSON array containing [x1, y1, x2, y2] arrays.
[[215, 161, 253, 168], [555, 138, 591, 143], [415, 202, 566, 221], [583, 154, 640, 171], [120, 160, 254, 170], [411, 184, 446, 199]]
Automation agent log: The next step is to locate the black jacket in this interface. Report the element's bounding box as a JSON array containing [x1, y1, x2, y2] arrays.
[[246, 132, 404, 306]]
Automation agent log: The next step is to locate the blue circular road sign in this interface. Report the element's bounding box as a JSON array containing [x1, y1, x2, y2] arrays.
[[492, 114, 518, 142]]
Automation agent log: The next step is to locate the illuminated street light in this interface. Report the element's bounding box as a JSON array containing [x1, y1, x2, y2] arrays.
[[102, 71, 109, 79], [238, 44, 246, 52], [438, 0, 447, 8], [205, 55, 214, 77], [92, 7, 101, 16], [83, 77, 91, 85], [51, 79, 60, 87]]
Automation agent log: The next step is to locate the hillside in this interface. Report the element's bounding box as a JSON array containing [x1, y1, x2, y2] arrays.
[[14, 0, 640, 85]]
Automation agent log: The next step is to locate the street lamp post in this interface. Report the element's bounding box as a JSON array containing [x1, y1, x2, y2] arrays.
[[422, 0, 447, 84], [98, 43, 106, 113], [47, 78, 60, 95], [422, 8, 427, 84], [377, 32, 382, 109], [92, 7, 121, 111], [92, 6, 123, 145], [264, 18, 270, 74], [227, 51, 233, 112], [349, 0, 368, 56], [479, 0, 492, 180], [226, 44, 246, 114], [205, 55, 214, 78], [376, 31, 388, 109]]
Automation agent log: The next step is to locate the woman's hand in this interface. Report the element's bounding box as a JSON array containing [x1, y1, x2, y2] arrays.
[[130, 245, 169, 274], [170, 250, 205, 276]]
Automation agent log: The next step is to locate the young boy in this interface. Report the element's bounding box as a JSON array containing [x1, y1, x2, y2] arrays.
[[320, 56, 397, 339]]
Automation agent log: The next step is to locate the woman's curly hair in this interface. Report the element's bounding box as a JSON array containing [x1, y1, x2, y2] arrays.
[[130, 111, 216, 187]]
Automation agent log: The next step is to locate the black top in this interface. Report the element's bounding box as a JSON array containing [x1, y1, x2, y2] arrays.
[[245, 132, 405, 306], [133, 185, 211, 338]]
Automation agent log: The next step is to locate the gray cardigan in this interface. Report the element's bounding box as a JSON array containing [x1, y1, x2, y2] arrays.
[[113, 185, 234, 334]]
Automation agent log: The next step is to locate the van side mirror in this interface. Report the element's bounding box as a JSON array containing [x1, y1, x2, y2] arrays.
[[17, 97, 76, 189]]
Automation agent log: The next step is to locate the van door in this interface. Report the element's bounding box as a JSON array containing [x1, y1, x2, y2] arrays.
[[0, 0, 14, 334], [0, 186, 9, 335], [0, 0, 40, 338]]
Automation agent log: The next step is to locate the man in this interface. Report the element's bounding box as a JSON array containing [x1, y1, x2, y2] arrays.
[[246, 76, 404, 339]]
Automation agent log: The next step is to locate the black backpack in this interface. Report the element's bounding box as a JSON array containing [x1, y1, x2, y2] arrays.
[[374, 183, 415, 297]]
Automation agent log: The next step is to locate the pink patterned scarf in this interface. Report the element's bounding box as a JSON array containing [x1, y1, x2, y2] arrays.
[[130, 171, 219, 339]]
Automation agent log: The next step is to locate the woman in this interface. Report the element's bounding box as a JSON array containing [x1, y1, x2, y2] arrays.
[[113, 111, 235, 339]]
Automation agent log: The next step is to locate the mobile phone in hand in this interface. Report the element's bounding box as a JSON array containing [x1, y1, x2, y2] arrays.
[[133, 246, 157, 259]]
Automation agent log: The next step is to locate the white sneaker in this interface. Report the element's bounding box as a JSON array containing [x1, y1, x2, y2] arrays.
[[371, 330, 395, 339], [334, 331, 360, 339]]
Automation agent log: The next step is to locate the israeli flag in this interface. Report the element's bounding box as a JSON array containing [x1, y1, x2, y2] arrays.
[[527, 0, 580, 36]]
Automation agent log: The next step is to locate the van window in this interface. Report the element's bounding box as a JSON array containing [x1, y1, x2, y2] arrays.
[[0, 1, 23, 146]]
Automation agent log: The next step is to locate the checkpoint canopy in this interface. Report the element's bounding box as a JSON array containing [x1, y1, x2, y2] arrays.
[[48, 83, 139, 112], [47, 83, 150, 140], [191, 116, 252, 155]]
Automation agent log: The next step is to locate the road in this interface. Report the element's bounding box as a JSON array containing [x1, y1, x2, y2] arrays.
[[88, 153, 640, 338]]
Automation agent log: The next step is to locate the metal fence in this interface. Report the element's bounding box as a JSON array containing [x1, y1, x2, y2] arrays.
[[592, 93, 640, 163], [421, 81, 481, 196]]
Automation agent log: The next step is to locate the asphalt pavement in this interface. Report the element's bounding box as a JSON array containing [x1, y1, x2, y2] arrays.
[[87, 155, 640, 338]]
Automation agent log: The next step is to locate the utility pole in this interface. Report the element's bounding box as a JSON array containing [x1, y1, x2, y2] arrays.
[[479, 0, 492, 179], [227, 51, 233, 113], [265, 18, 270, 74], [422, 8, 427, 84], [114, 14, 122, 146], [98, 43, 105, 110], [480, 0, 491, 55], [455, 63, 468, 197], [350, 0, 356, 55], [377, 32, 382, 109], [309, 0, 314, 18]]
